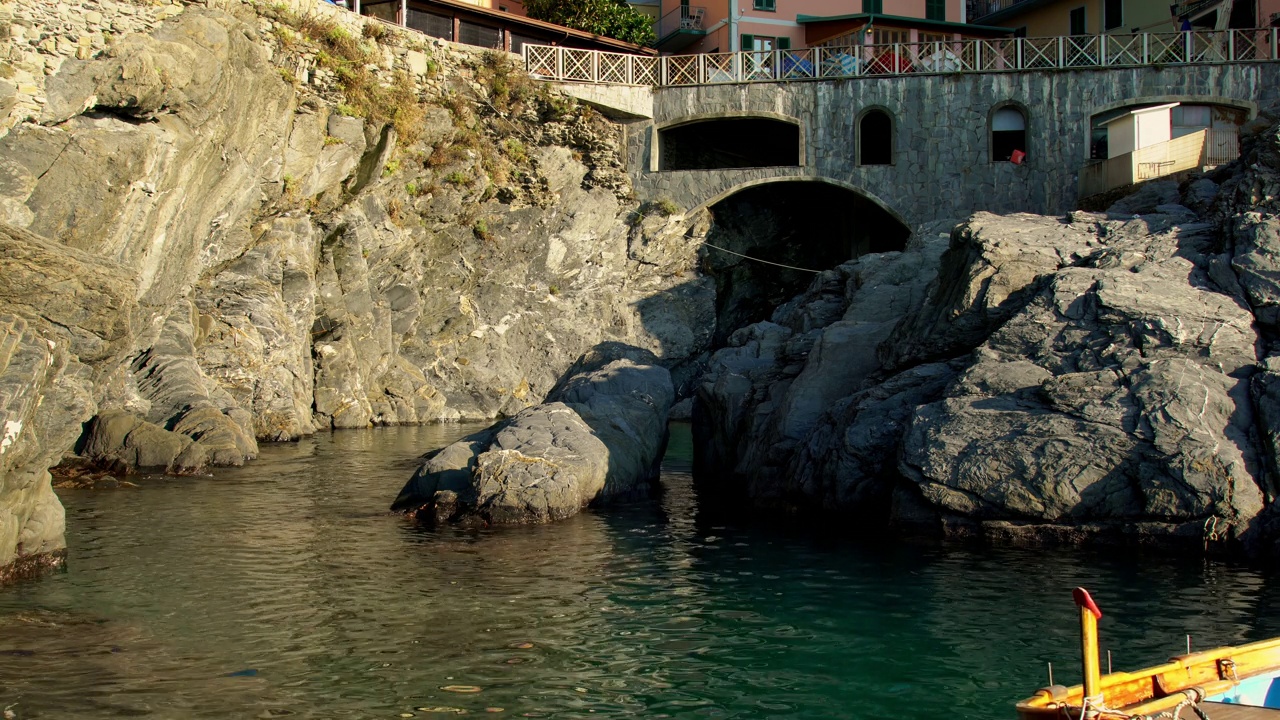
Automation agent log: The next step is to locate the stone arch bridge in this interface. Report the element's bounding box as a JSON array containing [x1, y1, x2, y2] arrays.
[[614, 64, 1280, 230]]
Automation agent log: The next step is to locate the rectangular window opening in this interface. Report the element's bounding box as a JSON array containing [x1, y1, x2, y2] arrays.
[[406, 8, 453, 41], [753, 0, 776, 11], [926, 0, 945, 21], [1104, 0, 1122, 30], [862, 0, 883, 13], [1069, 6, 1087, 35]]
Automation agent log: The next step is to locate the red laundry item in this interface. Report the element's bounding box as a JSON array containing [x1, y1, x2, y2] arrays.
[[1010, 149, 1026, 165]]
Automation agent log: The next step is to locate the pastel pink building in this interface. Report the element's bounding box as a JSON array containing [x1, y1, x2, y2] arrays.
[[654, 0, 1010, 54]]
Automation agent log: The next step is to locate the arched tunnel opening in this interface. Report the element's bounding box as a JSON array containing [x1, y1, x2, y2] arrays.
[[701, 181, 910, 347], [660, 118, 801, 171]]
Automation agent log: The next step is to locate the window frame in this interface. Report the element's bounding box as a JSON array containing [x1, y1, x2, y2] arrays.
[[1069, 5, 1087, 35], [862, 0, 883, 13], [989, 102, 1029, 164], [1103, 0, 1122, 31], [925, 0, 945, 22], [753, 0, 776, 11]]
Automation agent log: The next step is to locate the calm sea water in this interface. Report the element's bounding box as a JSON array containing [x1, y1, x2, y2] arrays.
[[2, 423, 1280, 720]]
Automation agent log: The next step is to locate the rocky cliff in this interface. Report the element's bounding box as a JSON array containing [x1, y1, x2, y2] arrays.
[[695, 120, 1280, 554], [0, 0, 713, 581]]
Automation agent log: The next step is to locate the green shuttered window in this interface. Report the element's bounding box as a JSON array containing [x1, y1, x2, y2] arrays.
[[926, 0, 945, 21], [862, 0, 882, 13]]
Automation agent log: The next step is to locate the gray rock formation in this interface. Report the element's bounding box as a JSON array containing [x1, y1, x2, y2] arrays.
[[0, 224, 137, 580], [0, 5, 713, 580], [393, 346, 674, 525], [695, 188, 1280, 551]]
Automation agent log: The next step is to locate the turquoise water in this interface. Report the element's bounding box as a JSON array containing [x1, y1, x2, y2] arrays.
[[2, 423, 1280, 719]]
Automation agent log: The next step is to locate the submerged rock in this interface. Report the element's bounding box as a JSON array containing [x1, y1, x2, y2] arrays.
[[393, 346, 674, 525]]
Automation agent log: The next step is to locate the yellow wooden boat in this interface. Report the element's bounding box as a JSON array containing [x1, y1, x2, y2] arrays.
[[1016, 588, 1280, 719]]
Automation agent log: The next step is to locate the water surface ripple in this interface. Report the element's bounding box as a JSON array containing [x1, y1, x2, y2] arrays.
[[3, 424, 1280, 719]]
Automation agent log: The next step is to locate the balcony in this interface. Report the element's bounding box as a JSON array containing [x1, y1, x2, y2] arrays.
[[968, 0, 1033, 21], [655, 5, 706, 52]]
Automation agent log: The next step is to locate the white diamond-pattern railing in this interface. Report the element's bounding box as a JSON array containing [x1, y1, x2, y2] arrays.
[[702, 53, 735, 83], [1149, 32, 1187, 64], [664, 54, 698, 85], [521, 28, 1280, 87], [1064, 35, 1098, 67], [1104, 34, 1144, 66], [561, 48, 592, 82], [1021, 37, 1058, 69], [598, 52, 628, 84]]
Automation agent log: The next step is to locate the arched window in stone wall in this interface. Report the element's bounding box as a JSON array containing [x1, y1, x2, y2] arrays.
[[991, 105, 1027, 162], [858, 109, 893, 166]]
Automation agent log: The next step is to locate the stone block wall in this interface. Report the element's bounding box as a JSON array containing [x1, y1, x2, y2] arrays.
[[628, 65, 1280, 228]]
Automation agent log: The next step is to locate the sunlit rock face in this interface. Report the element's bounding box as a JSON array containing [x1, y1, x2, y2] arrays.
[[0, 2, 716, 580]]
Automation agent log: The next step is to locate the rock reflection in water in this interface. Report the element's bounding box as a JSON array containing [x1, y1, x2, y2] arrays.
[[2, 424, 1280, 719]]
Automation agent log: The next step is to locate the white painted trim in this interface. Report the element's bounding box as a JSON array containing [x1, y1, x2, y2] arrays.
[[738, 16, 802, 27]]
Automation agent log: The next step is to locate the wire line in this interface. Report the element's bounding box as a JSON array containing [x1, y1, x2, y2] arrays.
[[701, 241, 823, 273]]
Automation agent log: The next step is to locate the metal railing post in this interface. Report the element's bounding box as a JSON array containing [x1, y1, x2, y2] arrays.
[[591, 50, 599, 83], [1184, 30, 1192, 62], [1143, 32, 1149, 64], [1100, 35, 1107, 66], [626, 54, 634, 85], [660, 55, 668, 86], [1228, 31, 1235, 61], [1056, 36, 1064, 68], [555, 47, 564, 80], [1016, 37, 1024, 69], [1273, 27, 1278, 59]]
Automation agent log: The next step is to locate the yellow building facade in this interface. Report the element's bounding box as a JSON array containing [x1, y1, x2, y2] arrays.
[[974, 0, 1280, 36]]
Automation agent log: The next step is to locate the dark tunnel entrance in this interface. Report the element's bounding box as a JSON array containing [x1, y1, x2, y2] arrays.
[[702, 181, 910, 346], [660, 118, 801, 171]]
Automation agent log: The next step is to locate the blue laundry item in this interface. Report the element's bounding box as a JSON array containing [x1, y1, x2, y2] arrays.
[[824, 52, 859, 76]]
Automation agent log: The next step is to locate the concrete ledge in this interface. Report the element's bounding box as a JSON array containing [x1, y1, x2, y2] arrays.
[[557, 82, 653, 119]]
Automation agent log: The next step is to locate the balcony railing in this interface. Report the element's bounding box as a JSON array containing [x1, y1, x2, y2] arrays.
[[524, 28, 1280, 87], [656, 4, 705, 41]]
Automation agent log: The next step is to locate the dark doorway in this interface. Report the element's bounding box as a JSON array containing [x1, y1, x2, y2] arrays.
[[660, 118, 801, 171], [859, 110, 893, 166], [702, 182, 910, 346]]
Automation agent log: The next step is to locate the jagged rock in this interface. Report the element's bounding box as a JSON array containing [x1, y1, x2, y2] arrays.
[[0, 223, 139, 366], [132, 303, 258, 466], [694, 232, 948, 497], [1106, 180, 1181, 215], [893, 214, 1263, 540], [82, 410, 207, 472], [393, 346, 674, 525], [0, 316, 83, 583], [880, 212, 1101, 372]]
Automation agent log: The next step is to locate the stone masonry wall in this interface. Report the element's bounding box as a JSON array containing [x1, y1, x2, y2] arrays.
[[627, 65, 1280, 229]]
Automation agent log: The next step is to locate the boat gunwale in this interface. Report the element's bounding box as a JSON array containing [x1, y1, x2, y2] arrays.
[[1016, 636, 1280, 719]]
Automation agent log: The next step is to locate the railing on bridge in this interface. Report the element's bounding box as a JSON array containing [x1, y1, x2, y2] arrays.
[[524, 28, 1280, 86]]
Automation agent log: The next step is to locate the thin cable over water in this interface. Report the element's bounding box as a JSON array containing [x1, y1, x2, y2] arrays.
[[701, 241, 823, 273]]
